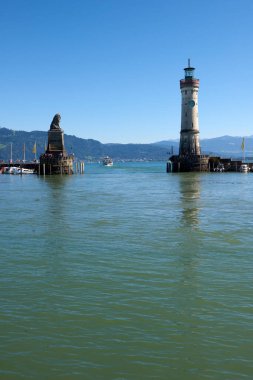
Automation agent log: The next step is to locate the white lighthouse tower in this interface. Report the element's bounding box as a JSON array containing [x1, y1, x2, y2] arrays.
[[179, 59, 200, 155], [167, 60, 209, 172]]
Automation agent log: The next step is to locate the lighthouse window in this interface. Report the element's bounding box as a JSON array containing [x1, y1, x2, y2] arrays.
[[185, 112, 187, 117], [185, 90, 187, 94]]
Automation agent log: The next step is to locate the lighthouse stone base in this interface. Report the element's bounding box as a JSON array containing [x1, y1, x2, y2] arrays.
[[167, 154, 210, 172]]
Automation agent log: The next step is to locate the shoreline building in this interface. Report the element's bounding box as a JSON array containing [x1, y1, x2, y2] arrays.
[[167, 60, 209, 172]]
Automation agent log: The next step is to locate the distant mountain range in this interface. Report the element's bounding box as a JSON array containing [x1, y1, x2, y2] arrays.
[[155, 135, 253, 157], [0, 127, 251, 161]]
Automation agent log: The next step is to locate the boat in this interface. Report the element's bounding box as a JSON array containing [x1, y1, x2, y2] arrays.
[[20, 168, 36, 174], [3, 166, 21, 174], [102, 156, 113, 166], [214, 163, 225, 172], [3, 167, 35, 174], [240, 164, 249, 173]]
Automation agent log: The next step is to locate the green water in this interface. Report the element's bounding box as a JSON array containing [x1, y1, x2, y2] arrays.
[[1, 162, 253, 379]]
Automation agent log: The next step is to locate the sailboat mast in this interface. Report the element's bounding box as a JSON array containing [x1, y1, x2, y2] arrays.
[[10, 142, 13, 163]]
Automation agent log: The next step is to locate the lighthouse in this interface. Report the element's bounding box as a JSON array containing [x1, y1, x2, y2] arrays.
[[179, 59, 200, 155], [167, 60, 209, 172]]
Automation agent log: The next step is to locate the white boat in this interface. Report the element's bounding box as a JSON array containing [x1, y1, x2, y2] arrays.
[[102, 156, 113, 166], [3, 166, 21, 174], [240, 164, 249, 173], [3, 166, 35, 174], [214, 163, 225, 172], [20, 168, 35, 174]]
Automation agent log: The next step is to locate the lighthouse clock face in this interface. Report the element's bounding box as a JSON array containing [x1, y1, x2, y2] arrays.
[[188, 100, 195, 108]]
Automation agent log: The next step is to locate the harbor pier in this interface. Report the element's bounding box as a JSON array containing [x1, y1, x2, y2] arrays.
[[167, 156, 253, 173]]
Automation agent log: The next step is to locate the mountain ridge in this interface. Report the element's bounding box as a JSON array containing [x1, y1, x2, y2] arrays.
[[0, 128, 251, 161]]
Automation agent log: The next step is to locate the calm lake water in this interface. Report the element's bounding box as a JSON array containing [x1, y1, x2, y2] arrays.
[[1, 162, 253, 379]]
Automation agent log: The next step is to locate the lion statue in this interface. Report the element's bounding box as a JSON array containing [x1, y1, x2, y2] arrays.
[[50, 113, 61, 130]]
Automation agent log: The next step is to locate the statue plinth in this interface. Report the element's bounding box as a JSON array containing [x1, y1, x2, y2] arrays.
[[47, 128, 66, 155]]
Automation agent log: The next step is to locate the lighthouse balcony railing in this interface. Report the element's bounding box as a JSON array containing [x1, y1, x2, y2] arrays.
[[180, 79, 199, 88]]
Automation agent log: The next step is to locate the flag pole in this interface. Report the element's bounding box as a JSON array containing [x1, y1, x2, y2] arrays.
[[10, 142, 13, 163], [32, 142, 37, 161], [241, 137, 245, 162]]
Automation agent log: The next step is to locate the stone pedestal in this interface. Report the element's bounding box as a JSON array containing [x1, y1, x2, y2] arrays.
[[167, 154, 210, 173], [47, 129, 66, 154], [39, 154, 74, 175]]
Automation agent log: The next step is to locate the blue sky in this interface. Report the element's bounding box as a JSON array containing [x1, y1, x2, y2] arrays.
[[0, 0, 253, 143]]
